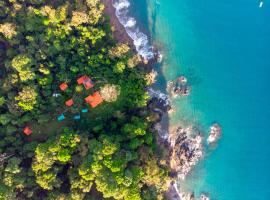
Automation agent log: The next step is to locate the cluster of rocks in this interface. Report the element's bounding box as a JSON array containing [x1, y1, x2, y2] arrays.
[[178, 191, 195, 200], [167, 76, 191, 98], [149, 88, 203, 180], [147, 83, 217, 200], [200, 194, 210, 200], [147, 88, 171, 109], [179, 192, 210, 200], [168, 126, 203, 180], [166, 182, 182, 200], [166, 182, 210, 200]]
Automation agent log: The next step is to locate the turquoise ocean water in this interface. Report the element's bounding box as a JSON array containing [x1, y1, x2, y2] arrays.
[[131, 0, 270, 199]]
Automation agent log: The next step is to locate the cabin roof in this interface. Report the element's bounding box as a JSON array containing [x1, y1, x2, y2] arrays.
[[83, 80, 94, 90], [59, 83, 68, 91], [74, 115, 81, 120], [23, 126, 32, 135], [58, 114, 65, 121], [81, 108, 88, 113], [77, 75, 89, 85], [65, 99, 74, 107], [85, 92, 103, 108]]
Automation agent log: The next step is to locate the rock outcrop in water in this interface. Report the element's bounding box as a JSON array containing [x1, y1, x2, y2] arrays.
[[167, 76, 191, 98], [166, 182, 195, 200], [207, 123, 221, 144], [148, 88, 203, 179], [168, 126, 203, 180], [200, 194, 210, 200], [154, 123, 203, 180]]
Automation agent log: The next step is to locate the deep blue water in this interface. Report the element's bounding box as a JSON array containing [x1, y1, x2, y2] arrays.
[[131, 0, 270, 199]]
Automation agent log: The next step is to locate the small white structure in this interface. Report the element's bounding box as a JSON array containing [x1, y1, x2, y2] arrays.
[[259, 1, 263, 8], [52, 93, 61, 97]]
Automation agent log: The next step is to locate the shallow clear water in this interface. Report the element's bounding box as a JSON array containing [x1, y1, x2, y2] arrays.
[[132, 0, 270, 199]]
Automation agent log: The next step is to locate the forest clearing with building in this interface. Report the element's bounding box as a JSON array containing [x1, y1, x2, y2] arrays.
[[0, 0, 170, 199]]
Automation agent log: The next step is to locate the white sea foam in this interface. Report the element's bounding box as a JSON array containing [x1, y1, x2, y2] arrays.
[[125, 18, 136, 28], [112, 0, 155, 60], [147, 88, 171, 107]]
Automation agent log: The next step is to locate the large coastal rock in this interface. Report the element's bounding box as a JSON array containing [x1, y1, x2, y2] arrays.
[[155, 123, 203, 180], [148, 88, 206, 199], [166, 182, 195, 200], [168, 126, 203, 180]]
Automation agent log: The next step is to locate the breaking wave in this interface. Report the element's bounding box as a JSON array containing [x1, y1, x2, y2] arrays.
[[112, 0, 155, 60], [147, 88, 171, 107]]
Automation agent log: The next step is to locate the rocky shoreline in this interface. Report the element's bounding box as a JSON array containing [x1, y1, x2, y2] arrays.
[[101, 0, 135, 47], [101, 0, 162, 65], [148, 90, 205, 199], [101, 1, 217, 199]]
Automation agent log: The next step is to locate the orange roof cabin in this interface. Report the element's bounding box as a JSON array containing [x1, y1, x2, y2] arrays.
[[83, 79, 94, 90], [85, 92, 103, 108], [85, 95, 94, 103], [23, 126, 32, 135], [77, 75, 88, 84], [65, 99, 74, 107], [77, 75, 94, 90], [59, 83, 68, 91]]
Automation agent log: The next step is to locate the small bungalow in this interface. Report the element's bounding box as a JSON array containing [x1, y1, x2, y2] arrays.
[[23, 126, 32, 135], [85, 91, 103, 108], [85, 94, 94, 103], [83, 79, 94, 90], [81, 108, 88, 113], [73, 115, 81, 120], [77, 75, 94, 90], [59, 83, 68, 91], [77, 75, 88, 85], [58, 114, 65, 121], [65, 99, 74, 107]]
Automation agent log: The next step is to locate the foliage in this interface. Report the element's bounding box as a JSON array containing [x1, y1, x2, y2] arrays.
[[11, 55, 35, 82], [0, 23, 17, 39], [0, 0, 170, 199], [100, 84, 120, 102], [145, 70, 158, 86], [127, 54, 142, 68], [15, 86, 38, 111], [109, 43, 130, 59]]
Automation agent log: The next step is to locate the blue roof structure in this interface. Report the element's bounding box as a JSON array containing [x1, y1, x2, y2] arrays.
[[74, 115, 81, 120], [58, 114, 65, 121], [81, 108, 88, 113]]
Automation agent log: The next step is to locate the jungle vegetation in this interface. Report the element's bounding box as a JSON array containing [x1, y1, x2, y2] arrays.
[[0, 0, 170, 199]]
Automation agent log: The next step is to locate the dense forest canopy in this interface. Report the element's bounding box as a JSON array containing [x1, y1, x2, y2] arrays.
[[0, 0, 170, 199]]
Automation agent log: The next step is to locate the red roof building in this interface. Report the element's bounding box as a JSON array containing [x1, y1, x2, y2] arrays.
[[65, 99, 74, 107], [77, 75, 89, 85], [23, 127, 32, 135], [85, 95, 94, 103], [59, 83, 68, 91], [77, 75, 94, 90], [83, 80, 94, 90], [85, 92, 103, 108]]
